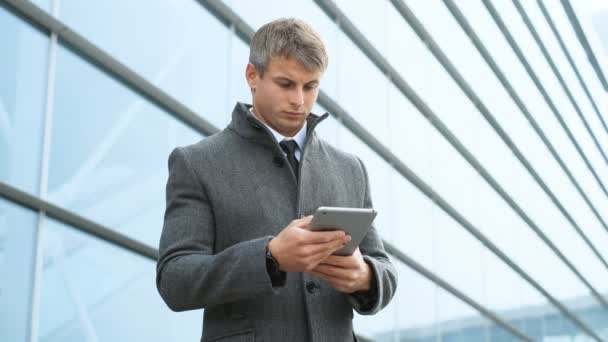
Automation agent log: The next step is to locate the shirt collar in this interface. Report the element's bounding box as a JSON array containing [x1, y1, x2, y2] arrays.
[[249, 108, 307, 150]]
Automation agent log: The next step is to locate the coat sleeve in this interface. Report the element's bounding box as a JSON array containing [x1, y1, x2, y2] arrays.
[[347, 157, 399, 315], [156, 147, 279, 312]]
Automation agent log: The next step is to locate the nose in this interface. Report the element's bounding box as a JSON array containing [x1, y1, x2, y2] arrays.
[[289, 87, 305, 107]]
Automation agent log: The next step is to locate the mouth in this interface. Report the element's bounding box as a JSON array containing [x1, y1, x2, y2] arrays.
[[284, 111, 305, 117]]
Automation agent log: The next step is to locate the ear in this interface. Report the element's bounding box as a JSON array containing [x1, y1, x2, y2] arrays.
[[245, 63, 258, 92]]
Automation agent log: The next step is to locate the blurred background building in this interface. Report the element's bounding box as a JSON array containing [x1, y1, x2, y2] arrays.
[[2, 0, 608, 341]]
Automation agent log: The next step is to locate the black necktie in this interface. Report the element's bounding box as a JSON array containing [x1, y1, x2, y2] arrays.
[[280, 140, 299, 180]]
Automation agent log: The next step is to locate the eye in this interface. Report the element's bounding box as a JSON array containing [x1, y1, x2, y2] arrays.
[[277, 81, 292, 88], [304, 83, 318, 91]]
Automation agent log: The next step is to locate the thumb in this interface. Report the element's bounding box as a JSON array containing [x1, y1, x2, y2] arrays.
[[298, 215, 314, 228]]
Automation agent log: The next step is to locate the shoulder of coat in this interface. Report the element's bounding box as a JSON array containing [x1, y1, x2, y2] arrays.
[[179, 129, 234, 159], [314, 137, 361, 168]]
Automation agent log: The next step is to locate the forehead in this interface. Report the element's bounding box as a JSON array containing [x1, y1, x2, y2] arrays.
[[265, 56, 322, 81]]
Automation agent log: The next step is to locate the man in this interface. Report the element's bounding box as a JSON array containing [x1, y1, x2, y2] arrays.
[[156, 18, 397, 342]]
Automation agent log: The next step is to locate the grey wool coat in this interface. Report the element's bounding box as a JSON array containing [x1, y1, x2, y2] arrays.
[[157, 102, 398, 342]]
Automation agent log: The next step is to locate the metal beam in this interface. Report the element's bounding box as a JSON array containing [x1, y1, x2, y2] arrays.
[[0, 182, 158, 260], [559, 0, 608, 92]]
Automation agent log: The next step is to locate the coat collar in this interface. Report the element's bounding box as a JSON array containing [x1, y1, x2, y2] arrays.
[[228, 102, 329, 143]]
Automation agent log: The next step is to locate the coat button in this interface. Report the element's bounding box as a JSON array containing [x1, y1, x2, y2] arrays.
[[306, 281, 319, 294], [273, 156, 284, 167]]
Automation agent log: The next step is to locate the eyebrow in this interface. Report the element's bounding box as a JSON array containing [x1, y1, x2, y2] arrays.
[[272, 76, 319, 86]]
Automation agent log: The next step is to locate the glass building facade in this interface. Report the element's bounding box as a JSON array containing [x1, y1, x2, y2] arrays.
[[1, 0, 608, 340]]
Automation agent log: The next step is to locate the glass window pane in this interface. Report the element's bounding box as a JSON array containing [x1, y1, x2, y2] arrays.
[[38, 217, 202, 341], [47, 44, 203, 246], [57, 0, 233, 128], [0, 6, 47, 195], [516, 0, 608, 181], [357, 260, 527, 341], [0, 198, 38, 342], [487, 0, 608, 184], [455, 0, 608, 272], [522, 2, 607, 154], [515, 0, 608, 215]]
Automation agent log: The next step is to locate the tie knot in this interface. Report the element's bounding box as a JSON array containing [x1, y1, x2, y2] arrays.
[[280, 140, 298, 155]]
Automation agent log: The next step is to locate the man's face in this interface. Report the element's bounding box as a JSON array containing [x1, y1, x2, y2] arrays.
[[246, 56, 322, 137]]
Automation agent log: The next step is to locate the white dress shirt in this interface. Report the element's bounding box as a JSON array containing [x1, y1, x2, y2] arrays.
[[250, 108, 307, 161]]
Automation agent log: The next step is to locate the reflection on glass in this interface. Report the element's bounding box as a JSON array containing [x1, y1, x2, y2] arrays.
[[57, 0, 232, 128], [0, 198, 38, 342], [0, 6, 47, 195], [47, 44, 203, 247], [38, 218, 202, 341], [360, 261, 531, 341], [372, 262, 438, 341]]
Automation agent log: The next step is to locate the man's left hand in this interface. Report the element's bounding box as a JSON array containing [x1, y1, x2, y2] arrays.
[[306, 248, 372, 293]]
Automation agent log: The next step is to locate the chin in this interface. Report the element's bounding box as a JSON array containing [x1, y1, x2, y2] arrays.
[[276, 121, 303, 135]]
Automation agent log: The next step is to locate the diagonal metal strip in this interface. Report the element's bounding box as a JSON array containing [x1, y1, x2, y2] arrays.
[[0, 181, 158, 260], [559, 0, 608, 92]]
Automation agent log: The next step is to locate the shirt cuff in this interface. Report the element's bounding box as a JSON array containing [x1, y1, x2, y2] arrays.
[[265, 240, 287, 288]]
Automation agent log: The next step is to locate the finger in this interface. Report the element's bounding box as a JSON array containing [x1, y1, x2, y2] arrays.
[[310, 271, 350, 291], [304, 238, 348, 256], [313, 264, 353, 280], [308, 270, 331, 283], [290, 215, 313, 228], [306, 249, 339, 268], [297, 215, 314, 227], [315, 237, 354, 260], [308, 270, 337, 283], [302, 230, 347, 244], [319, 255, 357, 268]]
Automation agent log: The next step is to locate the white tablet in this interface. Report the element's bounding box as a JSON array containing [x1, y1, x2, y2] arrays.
[[309, 206, 377, 256]]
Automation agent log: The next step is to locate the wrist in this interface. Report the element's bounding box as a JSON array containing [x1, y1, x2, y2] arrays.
[[358, 262, 372, 292], [265, 239, 286, 287], [268, 237, 276, 255], [266, 238, 281, 270]]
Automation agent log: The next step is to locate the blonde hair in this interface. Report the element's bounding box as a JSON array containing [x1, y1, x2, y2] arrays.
[[249, 18, 328, 76]]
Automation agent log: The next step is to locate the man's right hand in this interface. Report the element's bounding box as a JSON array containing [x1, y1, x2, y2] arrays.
[[268, 216, 351, 273]]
